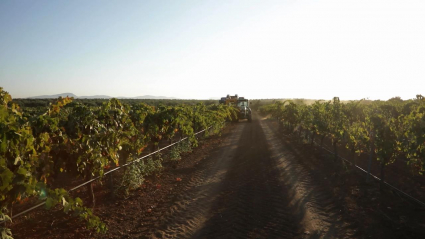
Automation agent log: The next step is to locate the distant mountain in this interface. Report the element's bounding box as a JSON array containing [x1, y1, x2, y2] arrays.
[[29, 93, 77, 98], [28, 93, 177, 99]]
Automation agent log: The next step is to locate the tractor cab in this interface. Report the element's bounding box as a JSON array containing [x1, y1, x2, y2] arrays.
[[237, 99, 249, 108]]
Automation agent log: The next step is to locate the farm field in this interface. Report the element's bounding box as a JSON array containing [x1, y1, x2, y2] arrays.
[[0, 88, 233, 238], [9, 112, 425, 239]]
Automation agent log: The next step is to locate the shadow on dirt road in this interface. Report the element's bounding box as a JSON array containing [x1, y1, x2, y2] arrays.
[[147, 113, 355, 239]]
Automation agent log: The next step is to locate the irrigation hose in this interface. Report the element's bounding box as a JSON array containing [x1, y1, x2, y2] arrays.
[[281, 130, 425, 208], [1, 124, 218, 224]]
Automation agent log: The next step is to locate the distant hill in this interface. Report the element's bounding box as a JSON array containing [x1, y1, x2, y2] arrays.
[[28, 93, 177, 99], [29, 93, 77, 98]]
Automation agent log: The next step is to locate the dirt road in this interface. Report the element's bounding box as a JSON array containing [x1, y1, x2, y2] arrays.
[[144, 113, 354, 239]]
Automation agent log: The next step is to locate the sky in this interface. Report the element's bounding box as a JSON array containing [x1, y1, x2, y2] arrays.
[[1, 0, 424, 100]]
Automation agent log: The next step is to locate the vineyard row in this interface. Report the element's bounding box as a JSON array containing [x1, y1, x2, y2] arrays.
[[257, 96, 425, 189], [0, 87, 236, 237]]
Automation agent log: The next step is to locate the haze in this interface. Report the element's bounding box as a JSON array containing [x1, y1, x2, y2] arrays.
[[1, 0, 424, 100]]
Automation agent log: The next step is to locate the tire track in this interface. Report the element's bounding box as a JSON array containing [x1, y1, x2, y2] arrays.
[[141, 123, 247, 238], [193, 117, 299, 239], [261, 116, 355, 238]]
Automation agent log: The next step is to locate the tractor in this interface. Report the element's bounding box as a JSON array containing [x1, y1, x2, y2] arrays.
[[219, 94, 252, 122]]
